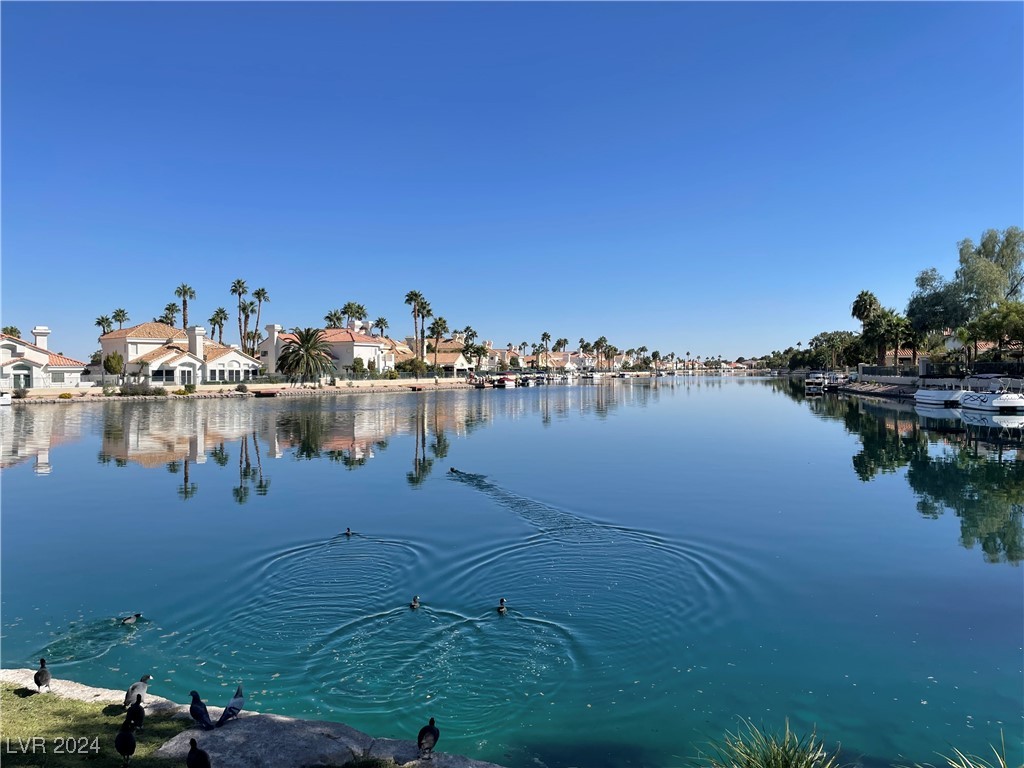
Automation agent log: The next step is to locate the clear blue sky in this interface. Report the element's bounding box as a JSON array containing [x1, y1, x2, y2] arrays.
[[2, 2, 1021, 362]]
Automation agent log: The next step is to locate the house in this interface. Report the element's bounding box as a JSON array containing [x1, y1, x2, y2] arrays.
[[0, 327, 87, 389], [425, 350, 474, 376], [259, 323, 392, 378], [99, 322, 260, 386]]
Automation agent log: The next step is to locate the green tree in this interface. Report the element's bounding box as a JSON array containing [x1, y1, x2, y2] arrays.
[[252, 288, 270, 345], [540, 331, 551, 369], [112, 309, 130, 330], [230, 278, 248, 348], [95, 315, 113, 336], [851, 290, 881, 331], [975, 300, 1024, 360], [373, 317, 389, 337], [417, 298, 432, 362], [276, 328, 334, 383], [103, 350, 124, 376], [174, 283, 196, 327], [159, 302, 180, 326], [905, 268, 969, 337], [240, 299, 258, 355], [404, 290, 424, 355], [208, 307, 230, 345], [324, 309, 344, 328], [428, 316, 449, 370], [2, 325, 21, 338], [341, 301, 362, 327], [956, 226, 1024, 310]]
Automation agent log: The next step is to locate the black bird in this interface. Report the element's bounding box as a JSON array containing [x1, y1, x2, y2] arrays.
[[417, 717, 440, 760], [215, 684, 244, 727], [114, 719, 136, 766], [189, 690, 214, 730], [410, 595, 420, 609], [496, 597, 508, 615], [120, 613, 142, 625], [34, 658, 51, 693], [124, 675, 153, 708], [186, 737, 212, 768], [126, 694, 145, 731], [344, 527, 353, 537]]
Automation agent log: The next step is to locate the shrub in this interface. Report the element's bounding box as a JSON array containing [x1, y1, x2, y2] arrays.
[[235, 383, 248, 393], [173, 389, 188, 396], [119, 383, 168, 397], [696, 719, 840, 768], [103, 351, 124, 376], [385, 369, 399, 380], [12, 388, 28, 399], [58, 392, 74, 399], [184, 383, 196, 394]]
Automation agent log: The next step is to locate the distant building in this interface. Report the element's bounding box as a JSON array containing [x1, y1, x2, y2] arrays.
[[0, 326, 87, 389], [259, 322, 393, 378]]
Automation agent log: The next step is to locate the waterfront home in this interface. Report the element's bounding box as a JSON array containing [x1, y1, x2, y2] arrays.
[[259, 323, 394, 378], [100, 322, 260, 386], [426, 351, 474, 377], [0, 327, 87, 390]]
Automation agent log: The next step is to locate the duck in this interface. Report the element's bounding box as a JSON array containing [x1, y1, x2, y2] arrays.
[[409, 595, 420, 610], [344, 527, 353, 537], [126, 694, 145, 731], [124, 675, 153, 708], [189, 690, 214, 730], [120, 613, 142, 625], [114, 719, 136, 766], [417, 716, 440, 760], [34, 658, 52, 693], [496, 597, 508, 615], [186, 738, 212, 768]]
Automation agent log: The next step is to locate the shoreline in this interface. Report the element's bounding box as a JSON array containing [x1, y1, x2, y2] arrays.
[[0, 668, 505, 767]]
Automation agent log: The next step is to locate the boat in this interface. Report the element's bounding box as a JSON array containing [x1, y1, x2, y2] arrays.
[[518, 375, 536, 386], [914, 386, 964, 409], [493, 375, 516, 389], [959, 376, 1024, 412], [804, 371, 826, 395], [0, 392, 11, 406]]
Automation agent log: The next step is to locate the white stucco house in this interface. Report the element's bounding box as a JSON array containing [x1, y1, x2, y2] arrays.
[[259, 323, 394, 378], [99, 322, 260, 386], [0, 327, 88, 389]]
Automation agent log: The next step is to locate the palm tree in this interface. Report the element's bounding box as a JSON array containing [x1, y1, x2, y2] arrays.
[[373, 317, 389, 337], [252, 288, 269, 343], [405, 291, 424, 354], [540, 331, 551, 369], [112, 308, 130, 329], [240, 299, 258, 355], [209, 307, 230, 345], [161, 302, 180, 326], [428, 316, 449, 371], [175, 283, 196, 328], [95, 315, 113, 336], [276, 327, 334, 384], [417, 298, 432, 361], [851, 290, 881, 331], [341, 301, 361, 327], [324, 309, 344, 329], [230, 278, 248, 348]]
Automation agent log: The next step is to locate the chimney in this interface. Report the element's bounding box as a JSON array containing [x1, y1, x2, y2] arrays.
[[265, 324, 281, 371], [187, 325, 206, 357], [32, 326, 51, 349]]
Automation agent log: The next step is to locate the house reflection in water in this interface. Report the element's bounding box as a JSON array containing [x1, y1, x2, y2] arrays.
[[0, 405, 87, 475]]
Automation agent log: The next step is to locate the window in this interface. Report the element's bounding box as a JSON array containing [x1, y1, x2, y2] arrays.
[[51, 372, 65, 383], [228, 369, 241, 382], [152, 370, 173, 382]]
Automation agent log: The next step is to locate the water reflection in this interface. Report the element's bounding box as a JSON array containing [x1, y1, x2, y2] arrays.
[[767, 378, 1024, 564]]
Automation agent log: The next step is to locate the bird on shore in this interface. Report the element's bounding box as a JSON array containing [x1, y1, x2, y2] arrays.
[[126, 694, 145, 730], [215, 684, 244, 727], [410, 595, 420, 609], [186, 738, 212, 768], [417, 717, 440, 760], [34, 658, 51, 693], [496, 597, 508, 615], [189, 690, 214, 730], [114, 719, 136, 766], [119, 613, 142, 625], [124, 675, 153, 708]]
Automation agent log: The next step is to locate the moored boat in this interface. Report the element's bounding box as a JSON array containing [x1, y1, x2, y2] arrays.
[[914, 387, 964, 409], [960, 376, 1024, 412]]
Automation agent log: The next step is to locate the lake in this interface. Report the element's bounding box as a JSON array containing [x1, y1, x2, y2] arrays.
[[1, 378, 1021, 767]]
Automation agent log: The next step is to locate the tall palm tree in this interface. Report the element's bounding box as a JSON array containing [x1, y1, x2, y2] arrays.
[[230, 278, 248, 348], [851, 290, 881, 331], [578, 337, 587, 352], [373, 317, 389, 337], [540, 331, 551, 369], [276, 327, 334, 384], [417, 298, 432, 361], [95, 315, 113, 336], [252, 288, 270, 343], [324, 309, 344, 329], [240, 299, 258, 355], [209, 307, 230, 345], [112, 308, 130, 330], [341, 301, 360, 327], [428, 316, 449, 370], [175, 283, 196, 328], [405, 290, 424, 354], [161, 302, 181, 326]]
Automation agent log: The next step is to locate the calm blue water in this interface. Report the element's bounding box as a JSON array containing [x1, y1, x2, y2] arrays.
[[2, 379, 1021, 767]]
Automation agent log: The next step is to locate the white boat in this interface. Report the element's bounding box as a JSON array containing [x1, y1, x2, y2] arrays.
[[914, 386, 965, 409], [804, 371, 826, 395], [960, 376, 1024, 412], [0, 392, 11, 406], [493, 375, 517, 389]]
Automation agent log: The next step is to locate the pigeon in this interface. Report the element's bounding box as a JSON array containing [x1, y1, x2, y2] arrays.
[[417, 716, 440, 760], [34, 658, 51, 693], [410, 595, 420, 609], [126, 694, 145, 731], [496, 597, 508, 615], [114, 719, 136, 766], [186, 737, 212, 768], [189, 690, 214, 730], [124, 675, 153, 708], [215, 684, 244, 727], [120, 613, 142, 625]]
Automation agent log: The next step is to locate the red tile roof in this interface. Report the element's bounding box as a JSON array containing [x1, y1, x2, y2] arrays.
[[102, 322, 186, 340], [0, 333, 86, 366]]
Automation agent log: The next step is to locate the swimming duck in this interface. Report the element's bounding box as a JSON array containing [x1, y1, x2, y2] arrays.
[[344, 527, 353, 537], [496, 597, 508, 615], [120, 613, 142, 625], [410, 595, 420, 609], [34, 658, 51, 693]]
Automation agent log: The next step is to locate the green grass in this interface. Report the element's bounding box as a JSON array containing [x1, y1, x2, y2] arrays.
[[694, 719, 842, 768], [903, 734, 1017, 768], [0, 683, 190, 767]]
